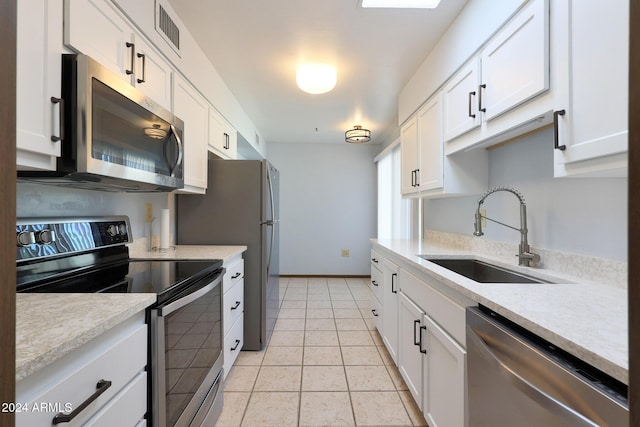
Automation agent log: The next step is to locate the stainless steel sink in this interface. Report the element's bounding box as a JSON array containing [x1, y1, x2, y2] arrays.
[[419, 257, 552, 284]]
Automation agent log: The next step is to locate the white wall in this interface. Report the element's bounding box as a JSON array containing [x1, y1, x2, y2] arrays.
[[424, 128, 628, 261], [16, 182, 174, 246], [267, 142, 378, 275]]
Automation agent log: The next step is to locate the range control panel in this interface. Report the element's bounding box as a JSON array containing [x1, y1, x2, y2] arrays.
[[16, 216, 132, 262]]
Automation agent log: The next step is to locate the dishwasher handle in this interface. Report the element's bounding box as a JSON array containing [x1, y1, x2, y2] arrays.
[[466, 326, 599, 427]]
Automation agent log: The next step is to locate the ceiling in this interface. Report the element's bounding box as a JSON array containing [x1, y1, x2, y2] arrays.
[[167, 0, 468, 146]]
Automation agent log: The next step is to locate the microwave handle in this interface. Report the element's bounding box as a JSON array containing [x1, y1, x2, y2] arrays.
[[168, 124, 183, 177]]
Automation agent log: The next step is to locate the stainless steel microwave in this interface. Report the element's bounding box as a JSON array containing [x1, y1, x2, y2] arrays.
[[19, 54, 184, 192]]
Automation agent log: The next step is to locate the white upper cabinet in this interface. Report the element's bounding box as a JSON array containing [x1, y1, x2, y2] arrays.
[[64, 0, 173, 110], [132, 36, 173, 110], [479, 0, 549, 122], [553, 0, 628, 177], [400, 115, 420, 196], [442, 58, 481, 143], [416, 95, 444, 191], [401, 92, 488, 199], [16, 0, 65, 171], [173, 73, 209, 194], [65, 0, 131, 79], [209, 108, 238, 160]]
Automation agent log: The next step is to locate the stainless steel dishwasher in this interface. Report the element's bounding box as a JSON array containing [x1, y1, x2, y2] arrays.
[[466, 306, 628, 427]]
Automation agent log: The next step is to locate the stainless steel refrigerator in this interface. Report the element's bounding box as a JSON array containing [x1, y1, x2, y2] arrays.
[[176, 159, 279, 351]]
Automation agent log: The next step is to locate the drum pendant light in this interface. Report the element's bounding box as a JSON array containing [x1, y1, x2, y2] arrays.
[[345, 125, 371, 143]]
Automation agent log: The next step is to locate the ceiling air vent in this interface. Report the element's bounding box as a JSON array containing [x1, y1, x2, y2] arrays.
[[156, 1, 180, 55]]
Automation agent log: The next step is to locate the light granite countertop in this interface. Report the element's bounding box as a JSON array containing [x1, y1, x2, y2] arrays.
[[372, 238, 628, 384], [16, 245, 245, 382], [16, 293, 156, 382], [128, 241, 247, 263]]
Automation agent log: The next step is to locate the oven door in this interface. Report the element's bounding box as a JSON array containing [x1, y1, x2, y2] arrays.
[[150, 273, 223, 427]]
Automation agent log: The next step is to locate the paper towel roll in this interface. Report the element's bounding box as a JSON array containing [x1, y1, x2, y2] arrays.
[[160, 209, 170, 249]]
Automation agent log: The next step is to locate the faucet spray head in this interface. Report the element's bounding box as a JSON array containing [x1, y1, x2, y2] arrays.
[[474, 209, 484, 236]]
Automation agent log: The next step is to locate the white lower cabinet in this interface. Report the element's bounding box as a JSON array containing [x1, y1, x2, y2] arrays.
[[398, 291, 425, 409], [370, 252, 384, 332], [381, 258, 400, 364], [222, 256, 245, 378], [16, 313, 147, 427], [423, 314, 466, 427], [391, 259, 471, 427]]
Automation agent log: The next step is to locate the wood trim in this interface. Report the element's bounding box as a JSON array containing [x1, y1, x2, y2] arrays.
[[630, 0, 639, 424], [0, 0, 16, 425]]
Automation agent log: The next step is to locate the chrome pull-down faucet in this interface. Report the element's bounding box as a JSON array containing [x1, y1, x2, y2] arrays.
[[474, 187, 541, 267]]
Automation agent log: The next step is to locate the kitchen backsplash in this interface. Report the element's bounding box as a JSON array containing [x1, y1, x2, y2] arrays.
[[16, 182, 175, 243], [426, 229, 627, 289]]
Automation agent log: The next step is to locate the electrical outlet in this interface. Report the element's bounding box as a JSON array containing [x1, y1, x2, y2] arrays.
[[145, 203, 154, 223], [341, 249, 350, 257], [480, 209, 486, 227]]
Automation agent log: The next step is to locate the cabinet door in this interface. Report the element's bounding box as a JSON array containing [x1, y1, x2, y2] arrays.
[[554, 0, 628, 176], [400, 116, 419, 196], [17, 0, 63, 170], [209, 108, 237, 159], [173, 74, 208, 193], [64, 0, 133, 80], [480, 0, 549, 122], [423, 315, 466, 427], [442, 59, 481, 142], [397, 292, 424, 410], [381, 260, 399, 364], [133, 37, 173, 111], [417, 94, 443, 191]]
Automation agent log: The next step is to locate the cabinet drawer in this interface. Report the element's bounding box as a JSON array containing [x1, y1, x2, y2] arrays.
[[371, 294, 383, 334], [224, 279, 244, 336], [85, 371, 147, 426], [399, 269, 466, 347], [371, 250, 383, 270], [224, 316, 244, 379], [223, 258, 244, 293], [16, 323, 147, 427], [370, 263, 384, 303]]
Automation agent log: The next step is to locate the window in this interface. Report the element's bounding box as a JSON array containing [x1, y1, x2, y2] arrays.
[[375, 139, 413, 239]]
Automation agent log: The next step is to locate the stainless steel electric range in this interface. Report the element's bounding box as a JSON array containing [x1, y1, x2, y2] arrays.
[[16, 216, 225, 427]]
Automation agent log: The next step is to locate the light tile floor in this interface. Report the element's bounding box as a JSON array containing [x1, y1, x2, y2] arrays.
[[215, 277, 428, 427]]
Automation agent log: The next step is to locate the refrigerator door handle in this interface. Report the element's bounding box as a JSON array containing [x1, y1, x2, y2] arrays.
[[265, 165, 277, 277]]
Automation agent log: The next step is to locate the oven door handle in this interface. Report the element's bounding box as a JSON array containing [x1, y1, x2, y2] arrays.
[[159, 273, 223, 316]]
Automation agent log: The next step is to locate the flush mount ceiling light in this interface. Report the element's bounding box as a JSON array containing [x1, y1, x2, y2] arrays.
[[345, 125, 371, 143], [296, 63, 337, 94], [144, 124, 167, 139], [360, 0, 440, 8]]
